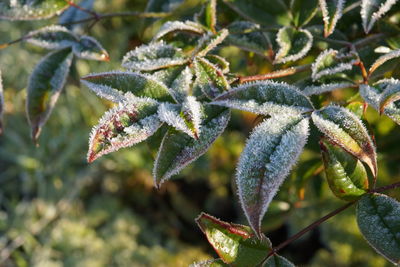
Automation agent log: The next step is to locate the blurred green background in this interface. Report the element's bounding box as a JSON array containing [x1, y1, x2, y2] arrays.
[[1, 0, 400, 266]]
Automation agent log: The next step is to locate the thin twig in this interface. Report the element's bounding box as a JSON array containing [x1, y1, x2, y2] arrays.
[[238, 64, 311, 84], [371, 181, 400, 193]]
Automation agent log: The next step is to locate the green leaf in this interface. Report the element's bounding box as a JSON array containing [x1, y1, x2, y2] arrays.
[[211, 81, 314, 115], [193, 29, 229, 58], [262, 254, 295, 267], [237, 114, 310, 235], [81, 71, 175, 103], [0, 69, 3, 134], [59, 0, 94, 30], [311, 105, 377, 178], [73, 36, 109, 61], [0, 0, 69, 20], [87, 94, 162, 163], [222, 0, 291, 27], [26, 25, 78, 50], [320, 139, 368, 201], [196, 212, 271, 266], [205, 55, 230, 74], [346, 101, 365, 119], [26, 48, 73, 142], [122, 41, 187, 71], [311, 49, 358, 81], [190, 259, 229, 267], [274, 26, 313, 64], [195, 0, 217, 32], [378, 78, 400, 114], [319, 0, 346, 37], [360, 80, 400, 125], [225, 21, 272, 57], [361, 0, 398, 33], [290, 0, 319, 27], [153, 105, 230, 188], [193, 57, 230, 99], [369, 49, 400, 76], [357, 193, 400, 265], [153, 20, 205, 40], [302, 82, 354, 96]]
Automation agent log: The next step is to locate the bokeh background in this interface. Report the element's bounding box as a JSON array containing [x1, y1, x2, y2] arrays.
[[1, 0, 400, 266]]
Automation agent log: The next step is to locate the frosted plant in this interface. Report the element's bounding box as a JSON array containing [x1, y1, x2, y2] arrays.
[[153, 20, 205, 41], [302, 82, 354, 96], [0, 0, 70, 20], [26, 25, 79, 49], [368, 49, 400, 75], [192, 29, 229, 58], [319, 0, 346, 37], [361, 0, 398, 33], [72, 36, 109, 61]]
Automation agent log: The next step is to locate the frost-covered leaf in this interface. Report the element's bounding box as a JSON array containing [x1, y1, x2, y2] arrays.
[[346, 101, 365, 118], [311, 105, 377, 178], [312, 49, 358, 81], [27, 48, 73, 142], [262, 255, 295, 267], [302, 82, 354, 96], [320, 139, 368, 201], [195, 0, 217, 32], [59, 0, 95, 30], [81, 71, 175, 103], [360, 80, 400, 125], [205, 55, 230, 73], [237, 114, 310, 235], [153, 20, 205, 41], [193, 57, 230, 99], [225, 21, 271, 56], [190, 259, 229, 267], [158, 96, 203, 139], [369, 49, 400, 75], [169, 66, 193, 103], [153, 105, 230, 187], [0, 0, 69, 20], [122, 41, 187, 71], [378, 78, 400, 114], [72, 36, 109, 61], [361, 0, 398, 33], [290, 0, 319, 27], [212, 81, 314, 115], [0, 69, 3, 134], [319, 0, 346, 37], [357, 193, 400, 264], [274, 27, 313, 64], [196, 212, 272, 266], [193, 29, 229, 58], [87, 94, 162, 162], [26, 25, 78, 50]]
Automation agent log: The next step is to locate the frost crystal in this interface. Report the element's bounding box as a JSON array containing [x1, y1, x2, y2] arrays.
[[73, 36, 109, 61], [369, 49, 400, 74], [153, 20, 205, 41], [26, 25, 78, 49], [361, 0, 398, 33], [193, 29, 229, 58], [274, 27, 313, 64], [319, 0, 346, 37], [302, 82, 354, 96], [87, 93, 162, 162], [237, 114, 310, 236], [212, 81, 314, 115], [0, 0, 70, 20], [170, 66, 193, 103], [312, 49, 358, 81], [122, 41, 188, 71]]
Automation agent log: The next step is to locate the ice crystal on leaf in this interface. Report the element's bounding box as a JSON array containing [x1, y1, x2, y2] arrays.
[[153, 105, 230, 188], [81, 71, 175, 103], [212, 81, 314, 116], [153, 20, 205, 41], [369, 49, 400, 75], [193, 29, 229, 58], [237, 114, 310, 236], [122, 41, 188, 71], [26, 25, 78, 50], [169, 66, 193, 103], [357, 193, 400, 264], [302, 82, 354, 96], [319, 0, 346, 37], [72, 36, 109, 61], [274, 27, 313, 64], [361, 0, 398, 33], [311, 105, 377, 178], [0, 0, 69, 20], [377, 78, 400, 114], [312, 49, 358, 81], [87, 93, 162, 163]]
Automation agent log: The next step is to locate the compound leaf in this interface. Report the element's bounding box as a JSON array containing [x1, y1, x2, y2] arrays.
[[237, 114, 310, 235], [312, 49, 358, 81], [357, 193, 400, 264], [27, 48, 73, 142], [26, 25, 78, 50], [196, 212, 272, 266], [153, 105, 230, 188], [274, 26, 313, 64], [319, 0, 346, 37], [87, 94, 162, 162], [311, 105, 377, 178], [122, 41, 187, 71], [212, 81, 314, 115], [81, 71, 175, 103], [361, 0, 398, 33], [320, 139, 368, 201], [72, 35, 109, 61], [0, 0, 69, 20]]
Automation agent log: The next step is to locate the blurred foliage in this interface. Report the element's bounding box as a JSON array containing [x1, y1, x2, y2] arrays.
[[1, 0, 400, 266]]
